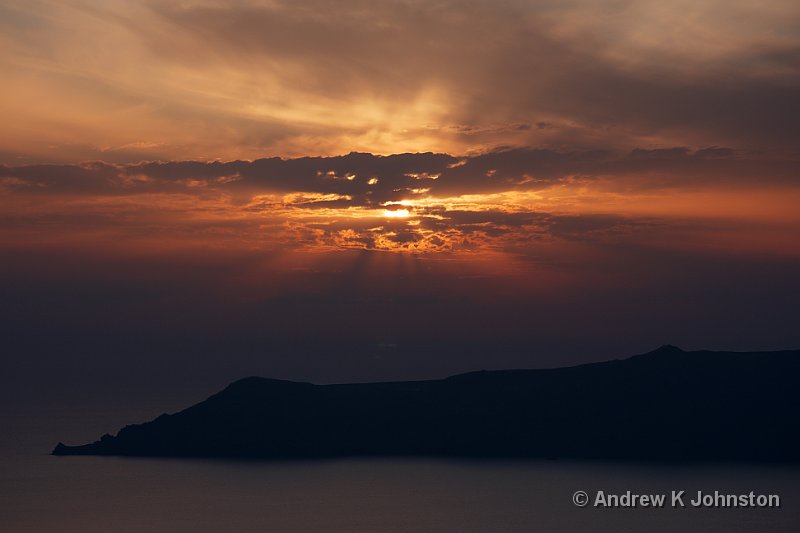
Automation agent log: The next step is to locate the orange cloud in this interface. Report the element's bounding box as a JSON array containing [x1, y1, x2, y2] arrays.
[[1, 1, 798, 163]]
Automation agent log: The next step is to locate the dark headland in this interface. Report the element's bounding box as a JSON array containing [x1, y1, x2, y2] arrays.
[[53, 346, 800, 461]]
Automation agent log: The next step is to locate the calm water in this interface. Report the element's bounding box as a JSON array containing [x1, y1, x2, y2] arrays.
[[2, 406, 799, 532]]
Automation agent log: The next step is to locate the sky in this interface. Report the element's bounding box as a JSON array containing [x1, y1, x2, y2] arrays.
[[1, 0, 799, 403]]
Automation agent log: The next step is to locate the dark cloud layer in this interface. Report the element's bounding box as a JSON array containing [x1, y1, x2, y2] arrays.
[[3, 148, 798, 207]]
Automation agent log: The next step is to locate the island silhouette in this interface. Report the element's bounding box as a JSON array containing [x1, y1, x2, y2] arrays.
[[53, 346, 800, 461]]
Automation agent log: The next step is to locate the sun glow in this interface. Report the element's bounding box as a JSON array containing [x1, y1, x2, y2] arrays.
[[383, 208, 411, 218]]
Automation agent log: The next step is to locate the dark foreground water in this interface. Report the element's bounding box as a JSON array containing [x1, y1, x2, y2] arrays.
[[2, 406, 799, 532]]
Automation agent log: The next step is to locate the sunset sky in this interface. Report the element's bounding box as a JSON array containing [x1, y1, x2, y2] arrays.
[[2, 0, 799, 400]]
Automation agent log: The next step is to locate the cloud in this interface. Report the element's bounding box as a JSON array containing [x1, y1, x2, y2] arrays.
[[44, 147, 784, 254], [131, 0, 800, 151], [1, 0, 798, 162], [2, 148, 798, 208]]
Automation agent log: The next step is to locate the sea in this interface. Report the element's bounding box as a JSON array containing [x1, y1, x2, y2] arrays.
[[2, 403, 799, 532]]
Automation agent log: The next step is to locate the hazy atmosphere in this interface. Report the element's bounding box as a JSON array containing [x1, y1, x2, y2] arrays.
[[3, 3, 800, 533], [2, 0, 799, 404]]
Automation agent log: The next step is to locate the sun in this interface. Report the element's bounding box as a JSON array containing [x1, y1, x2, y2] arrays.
[[383, 208, 410, 218], [382, 200, 413, 218]]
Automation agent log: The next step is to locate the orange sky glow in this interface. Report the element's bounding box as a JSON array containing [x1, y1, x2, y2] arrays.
[[2, 0, 800, 379]]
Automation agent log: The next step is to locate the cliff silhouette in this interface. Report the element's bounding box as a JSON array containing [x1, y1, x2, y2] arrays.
[[52, 346, 800, 461]]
